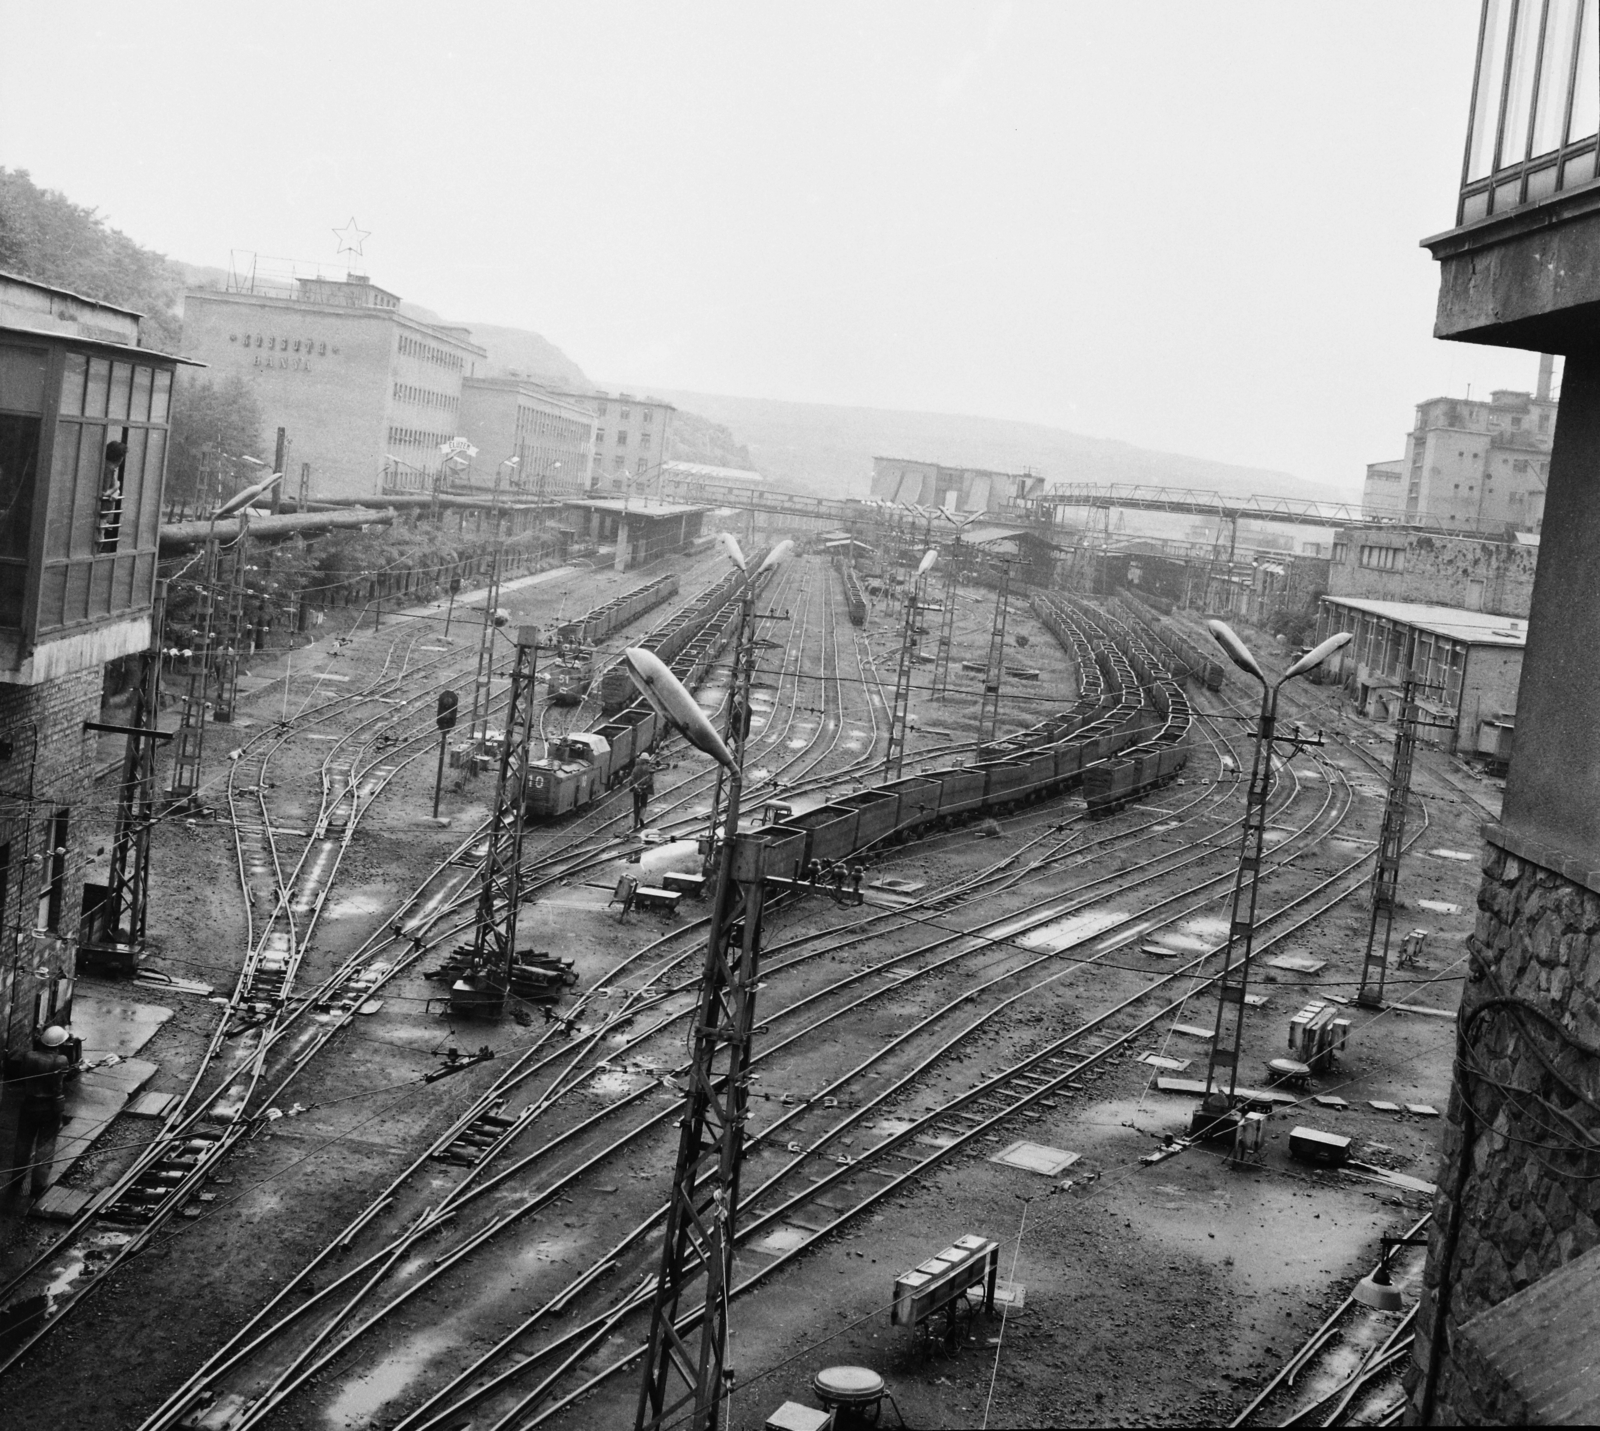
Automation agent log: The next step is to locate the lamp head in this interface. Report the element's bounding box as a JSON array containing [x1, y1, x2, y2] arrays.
[[1283, 630, 1354, 682], [1352, 1266, 1405, 1312], [717, 532, 748, 573], [915, 549, 938, 578], [757, 539, 795, 575], [623, 647, 736, 771], [1206, 620, 1266, 684], [215, 471, 283, 517]]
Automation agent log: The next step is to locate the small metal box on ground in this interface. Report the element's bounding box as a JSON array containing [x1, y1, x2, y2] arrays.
[[1289, 1125, 1352, 1166], [766, 1403, 832, 1431]]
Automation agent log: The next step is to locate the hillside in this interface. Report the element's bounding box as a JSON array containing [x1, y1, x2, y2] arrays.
[[634, 389, 1354, 505]]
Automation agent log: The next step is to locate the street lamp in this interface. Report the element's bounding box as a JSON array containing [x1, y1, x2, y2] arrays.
[[495, 454, 520, 503], [1193, 621, 1352, 1138]]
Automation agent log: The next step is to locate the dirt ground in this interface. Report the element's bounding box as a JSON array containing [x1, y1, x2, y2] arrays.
[[0, 571, 1480, 1430]]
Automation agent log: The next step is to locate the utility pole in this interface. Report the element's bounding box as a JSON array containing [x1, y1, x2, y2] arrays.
[[449, 627, 539, 1017], [467, 550, 504, 750], [884, 550, 936, 779], [80, 582, 173, 974], [1355, 669, 1454, 1008], [1193, 623, 1350, 1139], [977, 558, 1012, 744], [630, 654, 770, 1431], [932, 533, 961, 700]]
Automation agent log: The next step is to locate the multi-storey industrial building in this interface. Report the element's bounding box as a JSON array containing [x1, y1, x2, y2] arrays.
[[1366, 376, 1556, 533], [546, 389, 676, 492], [180, 272, 488, 501], [0, 272, 184, 1063], [869, 457, 1045, 514], [456, 377, 596, 498]]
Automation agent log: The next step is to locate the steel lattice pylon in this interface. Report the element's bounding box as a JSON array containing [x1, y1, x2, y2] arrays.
[[1200, 708, 1277, 1112], [1356, 675, 1453, 1007], [977, 560, 1012, 744], [451, 625, 540, 1017], [637, 590, 769, 1431], [167, 539, 221, 802], [882, 578, 924, 780], [212, 542, 248, 724], [932, 537, 960, 699], [86, 581, 168, 968], [467, 550, 504, 748]]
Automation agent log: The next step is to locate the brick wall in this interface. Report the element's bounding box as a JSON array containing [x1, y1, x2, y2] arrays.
[[1328, 532, 1538, 617], [1407, 842, 1600, 1422], [0, 668, 102, 1064]]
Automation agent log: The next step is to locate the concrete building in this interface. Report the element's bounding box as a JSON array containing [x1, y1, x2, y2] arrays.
[[180, 272, 488, 502], [1313, 596, 1524, 758], [1394, 385, 1555, 533], [1362, 458, 1405, 517], [1326, 527, 1539, 618], [456, 378, 595, 498], [869, 457, 1046, 514], [547, 389, 675, 492], [1409, 3, 1600, 1417], [0, 272, 184, 1062], [559, 498, 708, 572]]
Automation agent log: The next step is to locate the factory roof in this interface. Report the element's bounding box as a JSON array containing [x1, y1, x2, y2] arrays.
[[1322, 595, 1528, 647]]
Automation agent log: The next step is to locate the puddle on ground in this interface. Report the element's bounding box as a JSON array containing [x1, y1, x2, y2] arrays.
[[323, 1327, 457, 1427], [588, 1068, 653, 1099], [1017, 909, 1129, 954], [325, 892, 387, 919]]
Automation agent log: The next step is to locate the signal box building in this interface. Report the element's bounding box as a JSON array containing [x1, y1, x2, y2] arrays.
[[0, 272, 185, 1063], [180, 273, 487, 501], [1408, 2, 1600, 1417]]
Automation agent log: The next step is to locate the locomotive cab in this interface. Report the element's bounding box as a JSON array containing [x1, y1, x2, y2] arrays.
[[546, 644, 594, 705], [525, 733, 611, 820]]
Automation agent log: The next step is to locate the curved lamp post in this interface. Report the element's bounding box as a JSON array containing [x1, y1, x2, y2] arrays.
[[1195, 622, 1352, 1134]]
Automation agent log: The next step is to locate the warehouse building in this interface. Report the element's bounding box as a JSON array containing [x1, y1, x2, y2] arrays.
[[1312, 594, 1525, 759]]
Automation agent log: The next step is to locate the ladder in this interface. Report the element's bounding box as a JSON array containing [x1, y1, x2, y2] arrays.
[[212, 543, 247, 723], [467, 552, 504, 748], [932, 537, 960, 699], [167, 543, 220, 801], [882, 584, 921, 781]]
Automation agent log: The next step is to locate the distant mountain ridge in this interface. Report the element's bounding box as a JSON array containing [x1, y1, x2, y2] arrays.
[[633, 389, 1356, 506]]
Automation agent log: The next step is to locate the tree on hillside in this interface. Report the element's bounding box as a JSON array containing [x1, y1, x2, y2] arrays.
[[0, 168, 184, 350], [165, 375, 265, 518]]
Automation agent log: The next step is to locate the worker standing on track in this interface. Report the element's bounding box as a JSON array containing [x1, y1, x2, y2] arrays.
[[631, 754, 657, 831], [8, 1026, 72, 1204]]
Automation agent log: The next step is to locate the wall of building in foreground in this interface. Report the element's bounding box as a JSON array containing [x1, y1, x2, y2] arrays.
[[0, 667, 102, 1062], [1328, 530, 1538, 618]]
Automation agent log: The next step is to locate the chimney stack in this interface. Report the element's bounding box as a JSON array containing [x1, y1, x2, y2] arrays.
[[1537, 352, 1555, 402]]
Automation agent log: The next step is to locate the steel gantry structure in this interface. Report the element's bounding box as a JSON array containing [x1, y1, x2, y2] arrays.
[[450, 624, 540, 1018]]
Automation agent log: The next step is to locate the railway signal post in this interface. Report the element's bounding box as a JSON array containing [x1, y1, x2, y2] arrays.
[[433, 690, 459, 818], [623, 648, 766, 1431], [466, 549, 504, 755], [1193, 623, 1351, 1142], [977, 557, 1014, 744], [450, 627, 538, 1018]]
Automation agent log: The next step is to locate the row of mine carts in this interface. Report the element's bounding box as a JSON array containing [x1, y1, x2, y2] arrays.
[[545, 574, 684, 706], [729, 592, 1202, 884], [1111, 589, 1226, 692], [524, 556, 779, 820], [835, 560, 868, 627]]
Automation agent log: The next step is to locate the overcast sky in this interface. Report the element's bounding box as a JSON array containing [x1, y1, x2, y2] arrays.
[[1, 1, 1546, 495]]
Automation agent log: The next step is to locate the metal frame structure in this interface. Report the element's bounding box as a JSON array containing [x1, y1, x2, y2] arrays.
[[932, 535, 961, 699], [977, 559, 1012, 744], [883, 577, 924, 779], [636, 593, 768, 1431], [1355, 673, 1455, 1007], [451, 625, 540, 1017], [466, 550, 504, 747]]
